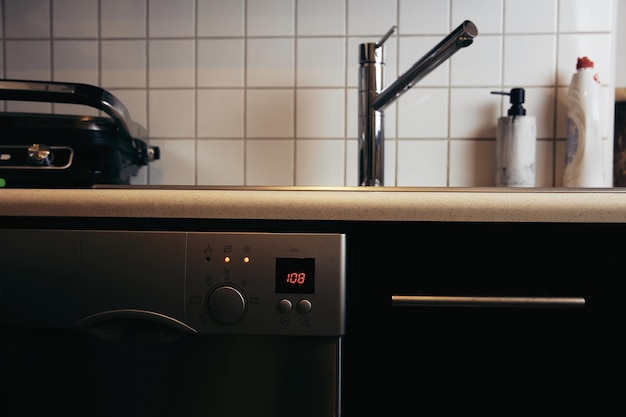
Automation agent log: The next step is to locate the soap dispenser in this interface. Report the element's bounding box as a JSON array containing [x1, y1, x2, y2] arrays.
[[491, 88, 536, 187]]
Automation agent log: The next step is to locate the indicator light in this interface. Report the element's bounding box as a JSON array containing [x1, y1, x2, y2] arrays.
[[243, 256, 250, 263], [224, 256, 231, 263]]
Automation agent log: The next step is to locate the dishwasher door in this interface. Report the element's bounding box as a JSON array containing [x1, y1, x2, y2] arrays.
[[1, 327, 341, 417], [0, 228, 346, 417]]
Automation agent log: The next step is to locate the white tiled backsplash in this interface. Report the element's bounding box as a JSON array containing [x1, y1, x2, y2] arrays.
[[0, 0, 620, 186]]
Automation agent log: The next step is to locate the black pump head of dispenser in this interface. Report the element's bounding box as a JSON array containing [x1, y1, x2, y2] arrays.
[[491, 88, 526, 116]]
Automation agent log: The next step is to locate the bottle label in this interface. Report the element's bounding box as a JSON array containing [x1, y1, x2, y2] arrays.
[[565, 117, 579, 167]]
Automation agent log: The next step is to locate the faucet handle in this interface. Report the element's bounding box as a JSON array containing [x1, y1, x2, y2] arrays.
[[360, 26, 397, 65], [376, 25, 397, 48]]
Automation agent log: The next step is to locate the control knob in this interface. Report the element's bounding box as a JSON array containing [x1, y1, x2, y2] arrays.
[[206, 285, 247, 325], [27, 143, 54, 166]]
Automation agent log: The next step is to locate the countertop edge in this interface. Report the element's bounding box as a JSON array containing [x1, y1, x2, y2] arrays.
[[2, 188, 626, 223]]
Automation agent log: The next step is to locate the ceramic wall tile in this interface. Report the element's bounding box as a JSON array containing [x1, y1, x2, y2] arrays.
[[505, 0, 557, 33], [101, 40, 147, 88], [148, 0, 195, 38], [451, 34, 502, 87], [449, 88, 499, 139], [297, 0, 345, 36], [197, 39, 245, 88], [52, 0, 98, 38], [148, 90, 195, 138], [449, 140, 495, 186], [535, 139, 556, 187], [559, 0, 615, 32], [147, 139, 196, 185], [296, 89, 345, 138], [345, 139, 358, 185], [296, 38, 345, 87], [198, 0, 244, 37], [347, 0, 397, 37], [451, 0, 503, 35], [384, 139, 397, 186], [295, 139, 346, 186], [399, 0, 450, 35], [247, 0, 295, 37], [52, 40, 99, 85], [245, 139, 295, 185], [197, 139, 245, 185], [246, 89, 294, 138], [246, 38, 295, 87], [616, 0, 626, 86], [4, 0, 49, 38], [397, 88, 448, 138], [101, 0, 146, 38], [4, 40, 51, 79], [396, 140, 448, 186], [197, 89, 245, 138], [345, 89, 357, 138], [148, 40, 195, 88], [383, 103, 397, 139], [503, 35, 557, 87]]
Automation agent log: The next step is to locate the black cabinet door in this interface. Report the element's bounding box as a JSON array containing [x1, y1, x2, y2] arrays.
[[348, 221, 624, 415]]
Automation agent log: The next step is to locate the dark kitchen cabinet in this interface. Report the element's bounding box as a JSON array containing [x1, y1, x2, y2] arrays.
[[0, 216, 622, 416]]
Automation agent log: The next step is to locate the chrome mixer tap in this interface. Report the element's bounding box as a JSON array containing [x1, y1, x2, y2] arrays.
[[358, 20, 478, 186]]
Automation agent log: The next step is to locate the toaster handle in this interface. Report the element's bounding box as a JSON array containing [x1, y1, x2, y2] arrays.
[[0, 79, 142, 141]]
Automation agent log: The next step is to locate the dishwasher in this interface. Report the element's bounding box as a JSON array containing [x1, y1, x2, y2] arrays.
[[0, 225, 347, 417]]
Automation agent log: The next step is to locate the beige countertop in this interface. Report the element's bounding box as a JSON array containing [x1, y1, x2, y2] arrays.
[[3, 186, 626, 223]]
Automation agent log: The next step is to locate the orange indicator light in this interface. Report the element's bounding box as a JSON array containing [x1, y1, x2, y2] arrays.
[[243, 256, 250, 263], [224, 256, 231, 263]]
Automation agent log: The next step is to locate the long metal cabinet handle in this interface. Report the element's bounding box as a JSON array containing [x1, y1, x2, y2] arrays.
[[392, 295, 585, 308]]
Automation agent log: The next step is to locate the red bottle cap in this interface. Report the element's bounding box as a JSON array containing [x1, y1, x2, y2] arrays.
[[576, 56, 594, 69]]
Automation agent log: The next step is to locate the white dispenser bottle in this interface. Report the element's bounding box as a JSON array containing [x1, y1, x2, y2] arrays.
[[563, 56, 608, 187], [491, 88, 536, 187]]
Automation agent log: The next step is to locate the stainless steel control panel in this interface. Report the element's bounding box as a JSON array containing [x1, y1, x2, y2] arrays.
[[186, 232, 346, 336], [0, 229, 346, 336]]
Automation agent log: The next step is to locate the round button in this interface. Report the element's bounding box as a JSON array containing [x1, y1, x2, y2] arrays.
[[297, 299, 312, 314], [206, 285, 246, 325], [277, 298, 293, 314]]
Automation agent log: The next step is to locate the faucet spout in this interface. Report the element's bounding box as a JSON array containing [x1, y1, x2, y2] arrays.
[[358, 20, 478, 186], [374, 20, 478, 111]]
